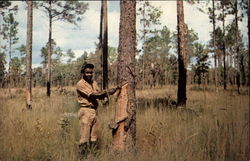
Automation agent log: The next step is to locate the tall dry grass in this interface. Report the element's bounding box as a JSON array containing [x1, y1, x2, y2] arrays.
[[0, 85, 249, 161]]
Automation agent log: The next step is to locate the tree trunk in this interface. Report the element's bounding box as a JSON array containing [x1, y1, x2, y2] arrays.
[[102, 0, 108, 90], [177, 0, 187, 106], [212, 0, 218, 91], [99, 0, 103, 89], [222, 3, 227, 90], [8, 23, 12, 94], [248, 0, 250, 86], [142, 2, 146, 89], [26, 1, 33, 110], [248, 0, 250, 150], [229, 47, 233, 85], [240, 54, 246, 85], [47, 0, 52, 97], [235, 0, 240, 93], [112, 0, 136, 154]]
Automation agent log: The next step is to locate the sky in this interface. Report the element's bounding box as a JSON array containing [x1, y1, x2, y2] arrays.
[[2, 1, 249, 68]]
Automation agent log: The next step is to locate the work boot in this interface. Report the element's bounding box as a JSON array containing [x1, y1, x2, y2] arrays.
[[79, 142, 89, 160]]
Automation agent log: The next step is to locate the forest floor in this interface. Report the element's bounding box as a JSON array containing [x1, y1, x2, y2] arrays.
[[0, 85, 249, 161]]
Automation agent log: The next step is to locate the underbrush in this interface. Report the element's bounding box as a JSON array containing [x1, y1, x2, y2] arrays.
[[0, 86, 249, 161]]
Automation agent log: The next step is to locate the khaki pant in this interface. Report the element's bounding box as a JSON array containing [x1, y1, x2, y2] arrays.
[[78, 108, 98, 144]]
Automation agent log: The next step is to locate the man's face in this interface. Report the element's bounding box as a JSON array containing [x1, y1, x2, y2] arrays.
[[83, 68, 93, 82]]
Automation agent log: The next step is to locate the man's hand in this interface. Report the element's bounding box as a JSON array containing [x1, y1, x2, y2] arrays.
[[103, 97, 109, 105], [89, 91, 107, 99], [89, 86, 120, 100], [107, 87, 118, 95]]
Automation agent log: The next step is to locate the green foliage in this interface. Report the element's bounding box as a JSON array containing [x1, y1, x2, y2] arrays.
[[33, 67, 44, 87], [172, 24, 199, 65], [225, 20, 249, 85], [0, 1, 18, 16], [139, 26, 176, 86], [143, 25, 171, 69], [192, 43, 210, 85], [0, 52, 6, 86], [108, 46, 118, 65], [168, 54, 178, 85], [37, 1, 89, 26], [144, 26, 171, 56], [10, 57, 22, 74], [9, 56, 22, 86], [216, 0, 234, 30], [39, 41, 88, 87], [0, 1, 11, 10], [16, 44, 26, 65], [137, 1, 163, 47], [225, 19, 245, 50], [53, 46, 64, 64], [66, 49, 75, 63], [1, 13, 19, 45], [40, 39, 56, 66], [209, 26, 223, 59], [185, 27, 199, 64], [0, 12, 19, 61], [0, 7, 19, 87]]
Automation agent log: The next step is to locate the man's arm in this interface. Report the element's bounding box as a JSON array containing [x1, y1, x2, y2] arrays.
[[90, 87, 119, 100], [89, 91, 107, 100], [77, 87, 120, 100]]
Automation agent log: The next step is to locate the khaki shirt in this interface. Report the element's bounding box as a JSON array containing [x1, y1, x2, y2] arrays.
[[76, 79, 101, 109]]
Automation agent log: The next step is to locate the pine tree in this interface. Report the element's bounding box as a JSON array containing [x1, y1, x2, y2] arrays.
[[102, 0, 108, 90], [177, 0, 187, 106], [37, 0, 88, 96], [112, 0, 136, 154], [25, 1, 33, 109], [1, 7, 19, 94]]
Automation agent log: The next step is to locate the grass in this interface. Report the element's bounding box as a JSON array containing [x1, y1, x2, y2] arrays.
[[0, 85, 249, 161]]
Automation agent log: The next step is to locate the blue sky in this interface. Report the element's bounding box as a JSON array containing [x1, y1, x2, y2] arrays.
[[2, 1, 249, 68]]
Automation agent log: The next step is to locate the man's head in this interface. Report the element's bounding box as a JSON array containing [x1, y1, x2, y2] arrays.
[[81, 63, 94, 82]]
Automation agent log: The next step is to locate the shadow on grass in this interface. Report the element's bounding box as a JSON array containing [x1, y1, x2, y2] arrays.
[[137, 97, 177, 109]]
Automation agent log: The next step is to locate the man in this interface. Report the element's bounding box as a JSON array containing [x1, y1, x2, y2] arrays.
[[76, 63, 119, 158]]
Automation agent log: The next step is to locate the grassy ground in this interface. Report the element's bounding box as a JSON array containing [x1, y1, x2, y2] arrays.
[[0, 85, 249, 161]]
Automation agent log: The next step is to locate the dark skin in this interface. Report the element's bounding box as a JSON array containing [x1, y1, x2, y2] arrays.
[[81, 67, 119, 99], [82, 68, 94, 83]]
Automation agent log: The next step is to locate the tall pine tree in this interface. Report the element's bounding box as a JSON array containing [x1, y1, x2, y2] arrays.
[[37, 1, 88, 96]]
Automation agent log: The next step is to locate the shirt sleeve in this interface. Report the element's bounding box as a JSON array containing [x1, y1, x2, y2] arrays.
[[76, 81, 92, 97]]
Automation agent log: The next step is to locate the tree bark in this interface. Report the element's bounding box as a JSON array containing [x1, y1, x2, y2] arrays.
[[26, 0, 33, 109], [112, 0, 136, 154], [99, 2, 103, 47], [229, 47, 233, 85], [240, 54, 246, 85], [177, 0, 187, 106], [99, 0, 103, 89], [8, 20, 12, 94], [248, 0, 250, 149], [248, 0, 250, 86], [102, 0, 108, 90], [142, 2, 146, 89], [235, 0, 240, 93], [212, 0, 218, 91], [47, 0, 52, 97], [222, 3, 227, 90]]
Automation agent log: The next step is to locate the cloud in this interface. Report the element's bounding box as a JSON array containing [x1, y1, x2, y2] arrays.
[[108, 8, 120, 48], [12, 1, 104, 66], [152, 1, 212, 44], [152, 1, 177, 31], [5, 1, 249, 69]]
